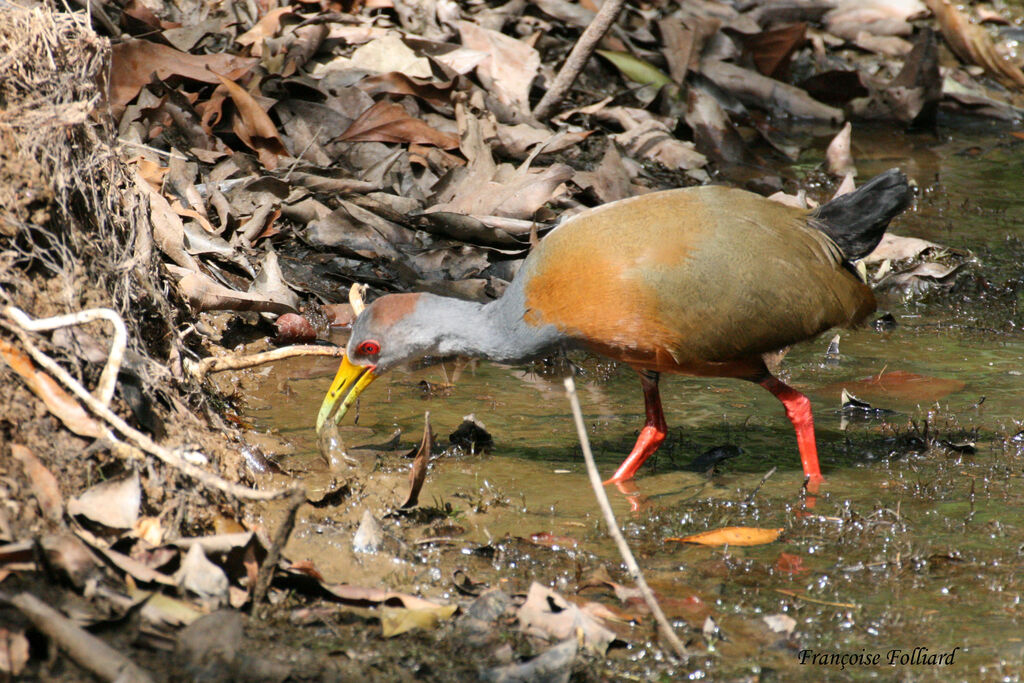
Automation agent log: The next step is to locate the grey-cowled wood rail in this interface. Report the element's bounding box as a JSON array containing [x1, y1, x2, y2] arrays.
[[317, 170, 913, 489]]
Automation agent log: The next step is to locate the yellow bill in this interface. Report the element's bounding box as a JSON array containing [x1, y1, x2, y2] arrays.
[[316, 355, 379, 432]]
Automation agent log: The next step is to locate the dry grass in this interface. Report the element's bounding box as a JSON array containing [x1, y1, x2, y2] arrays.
[[0, 1, 178, 388]]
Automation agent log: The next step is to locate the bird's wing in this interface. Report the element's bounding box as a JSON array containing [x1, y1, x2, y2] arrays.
[[522, 187, 874, 369]]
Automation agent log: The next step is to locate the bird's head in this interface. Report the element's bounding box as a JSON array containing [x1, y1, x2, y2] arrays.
[[316, 293, 432, 432]]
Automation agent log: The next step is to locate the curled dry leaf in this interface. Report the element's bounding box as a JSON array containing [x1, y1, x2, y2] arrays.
[[10, 444, 63, 523], [0, 628, 29, 677], [826, 121, 856, 177], [236, 7, 294, 53], [926, 0, 1024, 90], [876, 260, 969, 295], [132, 169, 200, 271], [0, 338, 103, 438], [400, 413, 433, 508], [177, 543, 229, 605], [667, 526, 783, 546], [352, 510, 385, 554], [283, 23, 329, 77], [317, 581, 453, 612], [862, 232, 952, 264], [177, 272, 298, 315], [701, 60, 843, 122], [109, 40, 256, 117], [517, 582, 615, 653], [739, 22, 807, 80], [68, 472, 142, 529], [323, 32, 433, 79], [614, 118, 708, 172], [249, 250, 300, 311], [339, 100, 459, 149], [458, 20, 540, 115], [216, 75, 290, 170]]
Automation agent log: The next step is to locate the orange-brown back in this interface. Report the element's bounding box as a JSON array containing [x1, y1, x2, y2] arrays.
[[521, 186, 874, 374]]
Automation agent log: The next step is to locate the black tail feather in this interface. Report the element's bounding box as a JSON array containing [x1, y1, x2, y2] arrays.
[[811, 169, 913, 260]]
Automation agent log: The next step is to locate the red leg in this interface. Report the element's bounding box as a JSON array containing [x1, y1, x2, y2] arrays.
[[758, 375, 823, 492], [605, 371, 667, 485]]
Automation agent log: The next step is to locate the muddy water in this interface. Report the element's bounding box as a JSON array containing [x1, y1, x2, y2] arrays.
[[246, 126, 1024, 678]]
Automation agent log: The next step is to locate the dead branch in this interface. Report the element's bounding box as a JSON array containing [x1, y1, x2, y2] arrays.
[[4, 306, 125, 408], [189, 345, 346, 380], [532, 0, 626, 121], [252, 486, 306, 608], [0, 314, 292, 502], [4, 591, 155, 682], [563, 377, 688, 661]]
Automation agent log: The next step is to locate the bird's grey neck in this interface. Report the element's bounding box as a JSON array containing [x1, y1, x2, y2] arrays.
[[414, 289, 564, 363]]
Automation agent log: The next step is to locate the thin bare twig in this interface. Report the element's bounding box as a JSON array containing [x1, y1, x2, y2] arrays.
[[4, 591, 155, 682], [5, 306, 125, 408], [252, 486, 306, 608], [744, 466, 777, 503], [563, 377, 688, 661], [0, 315, 291, 502], [189, 345, 346, 380], [533, 0, 626, 121]]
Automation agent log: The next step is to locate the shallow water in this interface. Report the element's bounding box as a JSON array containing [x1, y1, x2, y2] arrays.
[[247, 125, 1024, 679]]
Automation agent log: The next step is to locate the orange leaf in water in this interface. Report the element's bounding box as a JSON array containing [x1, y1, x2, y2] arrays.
[[775, 552, 808, 574], [529, 532, 579, 549], [667, 526, 782, 546], [821, 369, 966, 405]]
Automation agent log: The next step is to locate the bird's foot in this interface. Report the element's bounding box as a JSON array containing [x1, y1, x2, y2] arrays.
[[603, 424, 666, 485]]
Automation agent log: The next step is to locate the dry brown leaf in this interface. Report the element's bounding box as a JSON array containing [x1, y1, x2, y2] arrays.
[[826, 121, 856, 177], [701, 60, 843, 122], [458, 20, 540, 114], [132, 157, 169, 190], [68, 473, 142, 529], [132, 169, 200, 271], [216, 75, 290, 170], [926, 0, 1024, 89], [177, 543, 229, 604], [613, 118, 707, 172], [667, 526, 783, 546], [177, 272, 298, 315], [862, 233, 947, 264], [517, 582, 615, 653], [401, 413, 432, 509], [0, 628, 29, 677], [236, 7, 294, 53], [0, 338, 103, 438], [339, 100, 459, 149], [283, 23, 328, 77], [350, 32, 432, 77], [743, 23, 807, 79], [359, 72, 455, 108], [10, 444, 63, 523], [109, 40, 256, 117]]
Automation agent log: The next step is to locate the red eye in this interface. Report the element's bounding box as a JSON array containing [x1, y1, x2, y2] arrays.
[[357, 340, 380, 356]]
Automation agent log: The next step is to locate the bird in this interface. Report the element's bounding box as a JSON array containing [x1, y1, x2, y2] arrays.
[[316, 170, 913, 489]]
